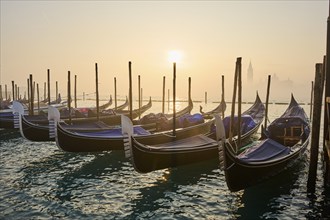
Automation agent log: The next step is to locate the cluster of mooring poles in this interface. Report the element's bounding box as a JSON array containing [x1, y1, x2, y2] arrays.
[[308, 1, 330, 191]]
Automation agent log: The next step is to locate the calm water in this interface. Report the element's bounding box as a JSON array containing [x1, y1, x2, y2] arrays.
[[0, 101, 329, 219]]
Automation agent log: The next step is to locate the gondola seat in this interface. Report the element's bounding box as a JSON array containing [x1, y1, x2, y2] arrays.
[[282, 125, 304, 146]]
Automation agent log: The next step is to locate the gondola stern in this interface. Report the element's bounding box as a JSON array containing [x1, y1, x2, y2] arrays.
[[121, 115, 134, 160]]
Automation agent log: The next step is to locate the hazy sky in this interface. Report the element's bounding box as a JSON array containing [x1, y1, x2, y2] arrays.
[[0, 1, 328, 102]]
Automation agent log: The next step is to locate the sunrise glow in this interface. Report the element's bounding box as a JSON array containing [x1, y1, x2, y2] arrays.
[[168, 50, 183, 63]]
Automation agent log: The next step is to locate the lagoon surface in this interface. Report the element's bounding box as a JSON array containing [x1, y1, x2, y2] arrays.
[[0, 101, 329, 219]]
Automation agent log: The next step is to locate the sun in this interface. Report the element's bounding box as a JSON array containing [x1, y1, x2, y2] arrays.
[[168, 50, 183, 63]]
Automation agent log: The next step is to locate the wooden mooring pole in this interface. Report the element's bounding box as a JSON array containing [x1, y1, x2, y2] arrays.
[[37, 83, 40, 113], [264, 75, 271, 129], [138, 75, 141, 119], [11, 81, 15, 101], [5, 84, 8, 100], [162, 76, 165, 114], [173, 62, 176, 137], [114, 77, 117, 109], [188, 77, 191, 102], [67, 71, 72, 124], [27, 79, 30, 113], [310, 81, 314, 120], [325, 97, 330, 186], [128, 62, 133, 121], [237, 58, 242, 149], [229, 58, 239, 147], [47, 69, 51, 105], [74, 75, 77, 108], [221, 75, 225, 119], [56, 81, 58, 102], [95, 63, 100, 121], [29, 75, 34, 116], [323, 0, 330, 187], [15, 84, 17, 100], [307, 63, 325, 192]]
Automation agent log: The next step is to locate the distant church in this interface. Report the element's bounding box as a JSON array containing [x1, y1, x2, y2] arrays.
[[247, 61, 253, 83]]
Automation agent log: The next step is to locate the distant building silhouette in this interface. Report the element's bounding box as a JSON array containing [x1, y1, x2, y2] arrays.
[[247, 61, 253, 83]]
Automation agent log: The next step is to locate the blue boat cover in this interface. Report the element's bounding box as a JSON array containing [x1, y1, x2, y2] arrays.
[[75, 126, 151, 137], [178, 113, 204, 128], [267, 117, 310, 141], [238, 138, 291, 162], [222, 115, 257, 137], [139, 113, 168, 124]]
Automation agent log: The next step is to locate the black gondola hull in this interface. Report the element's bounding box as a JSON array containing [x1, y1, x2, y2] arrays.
[[56, 119, 214, 153], [222, 94, 311, 192], [127, 93, 265, 173], [130, 122, 261, 173], [56, 124, 124, 152], [131, 141, 219, 173], [223, 139, 309, 192], [21, 115, 54, 141]]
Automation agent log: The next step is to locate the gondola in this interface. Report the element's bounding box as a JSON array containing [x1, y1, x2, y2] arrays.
[[112, 96, 129, 111], [17, 97, 151, 142], [55, 99, 203, 152], [221, 94, 310, 192], [124, 93, 265, 173], [1, 96, 112, 130], [0, 100, 68, 129], [200, 97, 226, 119]]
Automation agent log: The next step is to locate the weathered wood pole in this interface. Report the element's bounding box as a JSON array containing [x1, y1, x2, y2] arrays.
[[325, 97, 330, 186], [173, 62, 176, 137], [5, 84, 8, 100], [221, 75, 225, 119], [15, 84, 18, 100], [114, 78, 118, 108], [29, 75, 34, 115], [27, 79, 30, 112], [310, 81, 314, 120], [33, 81, 35, 108], [129, 61, 133, 121], [323, 1, 330, 187], [188, 77, 191, 102], [307, 63, 325, 192], [67, 71, 72, 124], [11, 81, 15, 101], [47, 69, 51, 105], [264, 75, 271, 129], [237, 58, 242, 149], [56, 81, 58, 102], [37, 83, 40, 113], [138, 75, 141, 119], [74, 75, 77, 108], [188, 77, 192, 114], [162, 76, 165, 114], [95, 63, 100, 121], [114, 77, 117, 109], [229, 58, 239, 146]]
